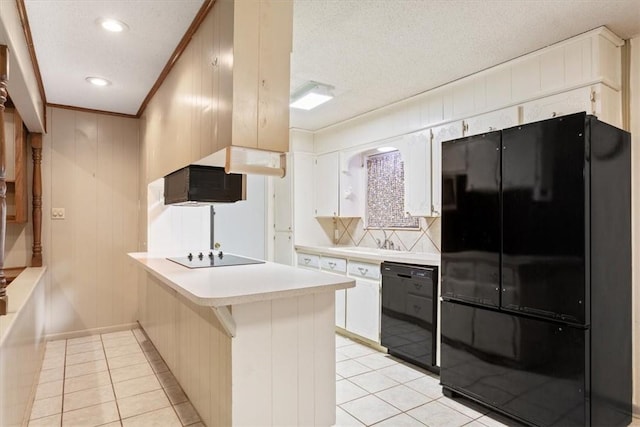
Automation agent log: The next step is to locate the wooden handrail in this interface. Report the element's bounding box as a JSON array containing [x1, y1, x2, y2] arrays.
[[31, 133, 42, 267], [0, 45, 8, 316]]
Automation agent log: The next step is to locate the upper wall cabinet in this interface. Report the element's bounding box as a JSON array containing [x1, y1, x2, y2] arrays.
[[314, 150, 365, 218], [314, 152, 339, 217], [142, 0, 293, 182], [3, 108, 27, 223], [431, 121, 464, 217], [397, 131, 433, 217], [339, 150, 365, 218]]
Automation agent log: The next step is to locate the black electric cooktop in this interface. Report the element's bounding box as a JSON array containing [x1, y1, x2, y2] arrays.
[[167, 251, 265, 268]]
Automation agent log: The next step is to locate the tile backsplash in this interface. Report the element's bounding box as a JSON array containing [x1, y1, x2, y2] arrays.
[[335, 217, 441, 253]]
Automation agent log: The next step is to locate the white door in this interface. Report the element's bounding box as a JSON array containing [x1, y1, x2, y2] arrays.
[[273, 153, 292, 231], [346, 278, 381, 343], [399, 131, 433, 217], [314, 152, 339, 217], [273, 231, 293, 265], [431, 121, 464, 216]]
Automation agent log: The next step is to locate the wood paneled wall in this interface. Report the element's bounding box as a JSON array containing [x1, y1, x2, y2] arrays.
[[42, 107, 140, 336], [141, 3, 226, 183], [139, 274, 232, 427]]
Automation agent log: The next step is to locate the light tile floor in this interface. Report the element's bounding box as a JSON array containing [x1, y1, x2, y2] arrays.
[[31, 329, 640, 427], [29, 328, 202, 427], [334, 334, 518, 427], [335, 334, 640, 427]]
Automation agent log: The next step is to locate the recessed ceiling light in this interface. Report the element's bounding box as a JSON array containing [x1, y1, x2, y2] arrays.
[[85, 76, 111, 87], [97, 18, 129, 33], [290, 81, 334, 110]]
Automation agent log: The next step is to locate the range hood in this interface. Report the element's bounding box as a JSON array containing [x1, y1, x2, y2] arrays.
[[164, 165, 246, 205]]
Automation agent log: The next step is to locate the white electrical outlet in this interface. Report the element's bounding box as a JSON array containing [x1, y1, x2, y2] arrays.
[[51, 208, 65, 219]]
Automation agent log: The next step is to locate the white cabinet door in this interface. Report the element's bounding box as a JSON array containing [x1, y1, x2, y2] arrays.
[[346, 278, 381, 343], [399, 131, 433, 217], [431, 121, 464, 217], [339, 150, 365, 217], [314, 152, 339, 217], [521, 86, 594, 124], [273, 153, 292, 231], [273, 231, 293, 265], [336, 289, 346, 329], [463, 107, 520, 137]]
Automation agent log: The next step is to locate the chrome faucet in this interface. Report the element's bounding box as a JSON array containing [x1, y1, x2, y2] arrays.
[[376, 229, 395, 250]]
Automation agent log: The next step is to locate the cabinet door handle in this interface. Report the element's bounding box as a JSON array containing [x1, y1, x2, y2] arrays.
[[413, 283, 422, 290], [303, 258, 311, 265], [358, 267, 368, 275], [413, 305, 421, 313], [328, 262, 336, 269]]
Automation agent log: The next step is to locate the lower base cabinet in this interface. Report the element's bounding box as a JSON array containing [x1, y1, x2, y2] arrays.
[[346, 278, 381, 343], [336, 289, 346, 329]]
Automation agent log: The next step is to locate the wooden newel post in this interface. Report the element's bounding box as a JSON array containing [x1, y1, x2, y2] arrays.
[[31, 133, 43, 267], [0, 45, 9, 316]]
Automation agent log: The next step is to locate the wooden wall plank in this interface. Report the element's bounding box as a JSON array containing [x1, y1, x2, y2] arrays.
[[42, 107, 139, 336], [271, 297, 299, 425]]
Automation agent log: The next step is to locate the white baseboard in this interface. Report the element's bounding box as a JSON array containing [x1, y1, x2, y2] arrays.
[[45, 323, 139, 342]]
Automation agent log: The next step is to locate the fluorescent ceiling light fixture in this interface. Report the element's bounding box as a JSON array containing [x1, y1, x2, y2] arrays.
[[377, 146, 397, 153], [290, 81, 334, 110], [85, 76, 111, 87], [97, 18, 129, 33]]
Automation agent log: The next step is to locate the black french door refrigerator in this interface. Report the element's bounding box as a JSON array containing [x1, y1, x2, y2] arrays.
[[440, 112, 632, 426]]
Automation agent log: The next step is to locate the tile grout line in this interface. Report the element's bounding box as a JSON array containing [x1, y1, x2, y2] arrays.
[[336, 336, 488, 427], [101, 333, 123, 426], [136, 327, 190, 426], [59, 339, 67, 426]]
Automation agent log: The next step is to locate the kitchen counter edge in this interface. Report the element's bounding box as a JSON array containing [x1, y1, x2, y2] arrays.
[[295, 245, 441, 266], [129, 252, 355, 307]]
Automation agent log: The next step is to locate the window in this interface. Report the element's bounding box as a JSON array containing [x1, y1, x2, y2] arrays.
[[366, 150, 419, 229]]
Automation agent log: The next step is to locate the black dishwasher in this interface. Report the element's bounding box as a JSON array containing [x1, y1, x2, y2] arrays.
[[381, 262, 438, 373]]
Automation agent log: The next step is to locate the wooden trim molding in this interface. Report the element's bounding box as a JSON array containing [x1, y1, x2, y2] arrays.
[[15, 0, 215, 120], [136, 0, 215, 117], [15, 0, 48, 131], [30, 133, 42, 267], [47, 103, 137, 119], [0, 45, 9, 315]]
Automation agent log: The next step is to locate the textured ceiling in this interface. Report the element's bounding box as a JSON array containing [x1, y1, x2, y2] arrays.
[[24, 0, 204, 115], [21, 0, 640, 128], [290, 0, 640, 131]]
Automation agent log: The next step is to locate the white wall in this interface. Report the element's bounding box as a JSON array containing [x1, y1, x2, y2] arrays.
[[147, 179, 211, 255], [213, 174, 267, 259], [314, 27, 622, 154], [147, 174, 267, 260]]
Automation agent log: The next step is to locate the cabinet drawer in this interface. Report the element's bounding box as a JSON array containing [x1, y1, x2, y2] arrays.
[[320, 256, 347, 273], [297, 252, 320, 269], [348, 260, 380, 280]]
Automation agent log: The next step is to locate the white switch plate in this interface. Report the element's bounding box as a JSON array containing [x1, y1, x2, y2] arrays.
[[52, 208, 65, 219]]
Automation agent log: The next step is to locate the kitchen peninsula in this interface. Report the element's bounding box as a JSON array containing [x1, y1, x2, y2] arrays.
[[130, 252, 354, 427]]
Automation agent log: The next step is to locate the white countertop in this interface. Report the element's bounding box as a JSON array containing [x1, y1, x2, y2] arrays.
[[295, 245, 441, 266], [0, 267, 47, 347], [129, 252, 355, 307]]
